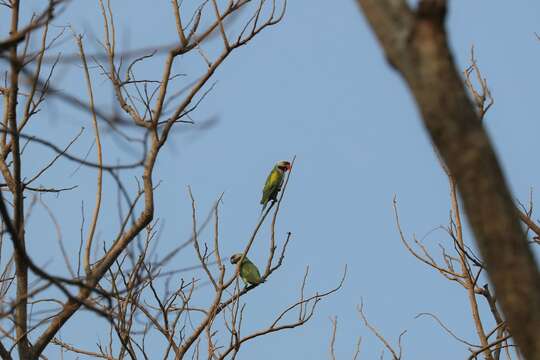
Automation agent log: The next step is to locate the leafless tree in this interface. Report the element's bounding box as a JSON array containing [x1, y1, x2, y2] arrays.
[[352, 1, 540, 359], [0, 1, 344, 359]]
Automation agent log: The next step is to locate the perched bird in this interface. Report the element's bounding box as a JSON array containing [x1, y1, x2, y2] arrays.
[[230, 253, 264, 286], [260, 160, 292, 213]]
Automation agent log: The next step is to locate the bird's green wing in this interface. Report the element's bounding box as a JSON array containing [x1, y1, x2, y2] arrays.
[[240, 259, 263, 285], [260, 167, 283, 205]]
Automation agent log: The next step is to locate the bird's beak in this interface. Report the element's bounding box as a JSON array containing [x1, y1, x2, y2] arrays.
[[286, 163, 292, 171]]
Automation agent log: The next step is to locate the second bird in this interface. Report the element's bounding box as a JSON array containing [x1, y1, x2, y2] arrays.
[[230, 253, 264, 286]]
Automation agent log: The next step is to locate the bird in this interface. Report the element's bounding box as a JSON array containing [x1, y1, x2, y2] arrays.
[[260, 160, 291, 214], [230, 253, 264, 286]]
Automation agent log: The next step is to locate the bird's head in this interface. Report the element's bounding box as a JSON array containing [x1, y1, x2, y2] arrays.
[[230, 253, 243, 264], [276, 160, 292, 172]]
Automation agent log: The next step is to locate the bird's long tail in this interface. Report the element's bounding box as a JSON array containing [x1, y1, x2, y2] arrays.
[[260, 203, 267, 216]]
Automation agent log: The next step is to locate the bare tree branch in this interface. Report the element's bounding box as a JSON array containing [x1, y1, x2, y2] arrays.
[[356, 1, 540, 357]]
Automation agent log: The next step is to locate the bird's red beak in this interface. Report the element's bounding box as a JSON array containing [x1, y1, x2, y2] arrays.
[[286, 163, 292, 171]]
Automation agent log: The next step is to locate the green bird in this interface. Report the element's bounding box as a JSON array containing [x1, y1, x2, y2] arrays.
[[230, 253, 264, 286], [260, 160, 292, 214]]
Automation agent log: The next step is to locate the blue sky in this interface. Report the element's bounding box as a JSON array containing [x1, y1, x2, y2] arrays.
[[3, 0, 540, 358]]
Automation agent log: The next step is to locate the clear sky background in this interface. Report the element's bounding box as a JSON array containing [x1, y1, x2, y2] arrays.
[[2, 0, 540, 359]]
